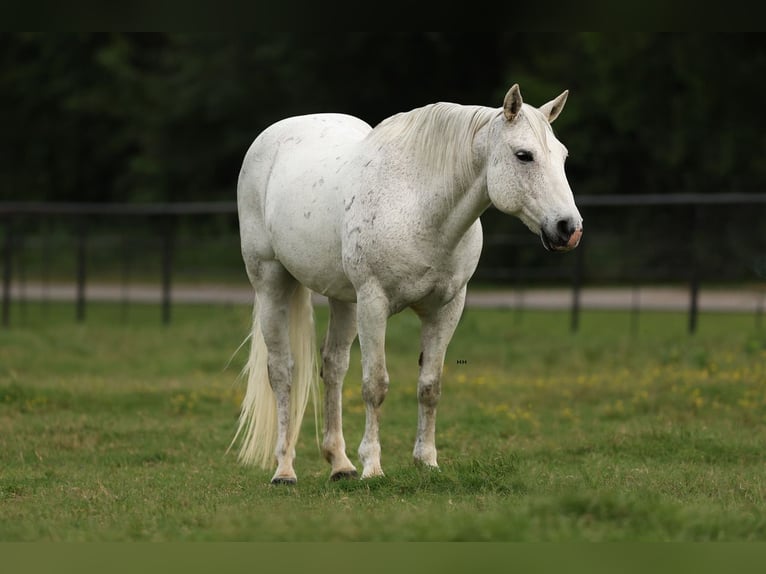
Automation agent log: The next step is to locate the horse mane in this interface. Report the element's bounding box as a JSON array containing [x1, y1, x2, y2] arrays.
[[367, 103, 500, 192]]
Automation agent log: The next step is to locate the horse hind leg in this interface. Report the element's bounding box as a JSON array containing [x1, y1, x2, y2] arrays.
[[261, 297, 298, 482], [252, 263, 307, 484], [320, 299, 358, 480]]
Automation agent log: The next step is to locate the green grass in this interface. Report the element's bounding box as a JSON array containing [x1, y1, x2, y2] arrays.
[[1, 301, 765, 541]]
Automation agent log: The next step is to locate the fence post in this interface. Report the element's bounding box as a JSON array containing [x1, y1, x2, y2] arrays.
[[161, 215, 175, 326], [688, 205, 700, 334], [570, 234, 584, 333], [630, 284, 641, 335], [514, 268, 525, 325], [2, 218, 12, 328], [42, 216, 51, 315], [120, 231, 132, 322], [76, 218, 87, 322], [17, 233, 26, 322]]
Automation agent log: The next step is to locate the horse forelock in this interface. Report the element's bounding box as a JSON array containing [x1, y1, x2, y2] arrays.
[[368, 103, 498, 190]]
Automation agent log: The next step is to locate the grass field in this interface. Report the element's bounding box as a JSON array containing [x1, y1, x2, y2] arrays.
[[1, 301, 765, 541]]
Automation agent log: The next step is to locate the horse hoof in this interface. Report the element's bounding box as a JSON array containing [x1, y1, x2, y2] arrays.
[[330, 470, 358, 482], [414, 460, 440, 472], [270, 477, 297, 485], [361, 469, 385, 479]]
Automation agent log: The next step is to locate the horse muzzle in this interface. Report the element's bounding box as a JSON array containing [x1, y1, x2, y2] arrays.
[[541, 219, 583, 252]]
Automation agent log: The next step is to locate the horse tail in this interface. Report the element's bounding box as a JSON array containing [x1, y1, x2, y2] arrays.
[[230, 286, 320, 469]]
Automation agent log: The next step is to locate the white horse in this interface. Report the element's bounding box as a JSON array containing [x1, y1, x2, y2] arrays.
[[233, 84, 582, 483]]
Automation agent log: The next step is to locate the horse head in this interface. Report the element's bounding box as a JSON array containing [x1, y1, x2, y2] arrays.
[[486, 84, 583, 252]]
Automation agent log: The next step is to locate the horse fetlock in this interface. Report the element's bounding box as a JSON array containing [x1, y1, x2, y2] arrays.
[[358, 440, 383, 478], [321, 434, 356, 473], [321, 436, 345, 463], [270, 435, 294, 469]]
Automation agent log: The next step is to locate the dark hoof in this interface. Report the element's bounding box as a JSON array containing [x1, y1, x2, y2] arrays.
[[330, 470, 359, 482], [270, 477, 297, 485]]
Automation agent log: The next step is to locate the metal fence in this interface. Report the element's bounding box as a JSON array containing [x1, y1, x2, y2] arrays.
[[2, 194, 765, 332]]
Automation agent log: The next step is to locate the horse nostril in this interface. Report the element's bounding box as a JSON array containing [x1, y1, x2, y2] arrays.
[[556, 219, 574, 241]]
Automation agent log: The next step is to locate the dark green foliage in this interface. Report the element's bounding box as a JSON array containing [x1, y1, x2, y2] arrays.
[[2, 33, 764, 204], [2, 33, 765, 284]]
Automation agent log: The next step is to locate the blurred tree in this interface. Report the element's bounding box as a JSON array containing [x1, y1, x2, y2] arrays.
[[0, 32, 763, 204], [0, 33, 168, 202]]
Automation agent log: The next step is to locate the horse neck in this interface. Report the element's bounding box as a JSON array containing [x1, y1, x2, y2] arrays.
[[421, 121, 492, 248]]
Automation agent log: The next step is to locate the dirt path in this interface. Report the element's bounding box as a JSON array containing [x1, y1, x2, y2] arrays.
[[7, 282, 765, 312]]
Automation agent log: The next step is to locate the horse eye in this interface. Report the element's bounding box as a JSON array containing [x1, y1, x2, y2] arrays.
[[515, 150, 534, 163]]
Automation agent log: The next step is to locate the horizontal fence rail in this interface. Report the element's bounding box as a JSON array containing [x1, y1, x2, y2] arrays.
[[0, 201, 238, 216], [575, 192, 766, 206], [2, 194, 765, 332]]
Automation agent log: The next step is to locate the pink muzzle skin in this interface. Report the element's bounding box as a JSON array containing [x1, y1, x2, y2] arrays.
[[567, 227, 583, 249]]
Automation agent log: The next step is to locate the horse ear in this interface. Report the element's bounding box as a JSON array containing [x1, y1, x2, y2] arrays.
[[539, 90, 569, 124], [503, 84, 523, 122]]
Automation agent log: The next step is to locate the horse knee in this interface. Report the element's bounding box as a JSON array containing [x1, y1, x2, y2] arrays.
[[418, 376, 441, 407], [362, 373, 389, 408]]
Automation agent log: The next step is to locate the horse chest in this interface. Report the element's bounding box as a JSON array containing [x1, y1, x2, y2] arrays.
[[342, 210, 482, 310]]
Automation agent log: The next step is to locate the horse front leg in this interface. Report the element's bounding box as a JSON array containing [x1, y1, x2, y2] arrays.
[[355, 287, 390, 478], [413, 287, 467, 469]]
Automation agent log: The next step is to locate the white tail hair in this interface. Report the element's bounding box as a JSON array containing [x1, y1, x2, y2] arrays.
[[230, 286, 319, 468]]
